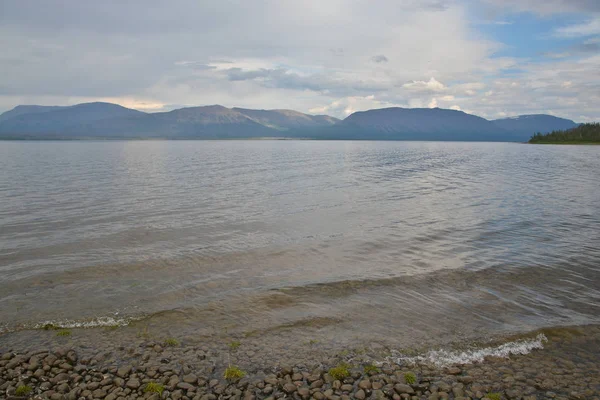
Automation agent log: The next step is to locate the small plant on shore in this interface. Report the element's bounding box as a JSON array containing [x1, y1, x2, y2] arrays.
[[363, 364, 380, 374], [228, 340, 241, 350], [309, 339, 319, 345], [164, 338, 179, 347], [144, 382, 165, 395], [404, 372, 417, 385], [136, 325, 150, 339], [328, 363, 350, 380], [224, 365, 246, 381], [56, 329, 71, 337], [486, 393, 502, 400], [15, 385, 32, 396], [42, 323, 59, 331]]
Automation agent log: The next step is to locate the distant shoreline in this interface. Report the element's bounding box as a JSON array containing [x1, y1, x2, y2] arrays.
[[0, 137, 526, 143], [529, 141, 600, 145]]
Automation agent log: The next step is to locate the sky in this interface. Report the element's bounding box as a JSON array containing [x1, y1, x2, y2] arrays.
[[0, 0, 599, 121]]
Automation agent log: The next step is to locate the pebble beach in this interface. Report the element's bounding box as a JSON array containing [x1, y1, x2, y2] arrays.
[[1, 324, 599, 400]]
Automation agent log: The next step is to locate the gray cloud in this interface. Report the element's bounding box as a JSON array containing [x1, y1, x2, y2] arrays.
[[371, 55, 389, 63], [483, 0, 600, 14], [0, 0, 598, 121]]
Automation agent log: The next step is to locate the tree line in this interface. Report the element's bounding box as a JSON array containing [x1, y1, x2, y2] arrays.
[[529, 123, 600, 143]]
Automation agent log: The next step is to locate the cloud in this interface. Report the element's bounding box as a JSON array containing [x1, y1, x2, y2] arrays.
[[0, 0, 598, 121], [310, 95, 403, 116], [483, 0, 600, 14], [371, 55, 389, 63], [555, 18, 600, 38], [402, 77, 446, 92]]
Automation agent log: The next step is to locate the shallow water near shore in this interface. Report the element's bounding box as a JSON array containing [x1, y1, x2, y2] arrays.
[[1, 140, 600, 352]]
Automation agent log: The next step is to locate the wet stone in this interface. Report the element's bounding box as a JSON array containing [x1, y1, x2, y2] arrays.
[[283, 383, 297, 393]]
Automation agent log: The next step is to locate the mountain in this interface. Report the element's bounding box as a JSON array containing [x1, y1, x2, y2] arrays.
[[492, 115, 578, 141], [232, 108, 339, 130], [0, 102, 145, 137], [0, 105, 66, 122], [0, 102, 583, 141], [318, 107, 517, 141], [0, 103, 338, 139]]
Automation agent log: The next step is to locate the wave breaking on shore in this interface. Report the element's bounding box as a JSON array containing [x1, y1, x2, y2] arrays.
[[390, 333, 548, 367]]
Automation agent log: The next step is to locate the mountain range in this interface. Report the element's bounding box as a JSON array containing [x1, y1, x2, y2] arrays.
[[0, 102, 579, 142]]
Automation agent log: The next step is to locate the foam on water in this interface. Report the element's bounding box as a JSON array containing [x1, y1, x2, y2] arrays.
[[31, 315, 143, 330], [388, 334, 548, 367]]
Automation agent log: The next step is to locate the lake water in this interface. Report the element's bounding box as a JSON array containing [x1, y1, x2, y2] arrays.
[[1, 140, 599, 351]]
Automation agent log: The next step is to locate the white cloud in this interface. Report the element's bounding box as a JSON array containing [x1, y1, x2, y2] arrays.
[[555, 17, 600, 38], [402, 77, 447, 92]]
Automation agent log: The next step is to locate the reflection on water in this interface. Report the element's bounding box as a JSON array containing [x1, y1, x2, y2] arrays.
[[0, 140, 599, 348]]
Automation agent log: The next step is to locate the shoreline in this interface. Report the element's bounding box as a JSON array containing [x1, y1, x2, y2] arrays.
[[1, 324, 599, 399]]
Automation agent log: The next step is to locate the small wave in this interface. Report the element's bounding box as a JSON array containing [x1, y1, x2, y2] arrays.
[[389, 334, 547, 367], [32, 314, 144, 330]]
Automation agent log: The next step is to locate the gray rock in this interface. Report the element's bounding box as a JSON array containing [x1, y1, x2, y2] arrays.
[[341, 384, 353, 392], [126, 378, 140, 389], [393, 384, 414, 395], [116, 365, 132, 379], [177, 382, 195, 390], [183, 373, 198, 384], [311, 379, 324, 389], [297, 387, 310, 398], [358, 380, 371, 390], [92, 388, 108, 398], [283, 383, 297, 393]]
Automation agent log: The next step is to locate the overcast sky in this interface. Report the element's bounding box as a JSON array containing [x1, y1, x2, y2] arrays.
[[1, 0, 599, 121]]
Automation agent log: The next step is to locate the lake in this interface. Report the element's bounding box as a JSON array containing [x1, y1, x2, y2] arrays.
[[1, 140, 599, 352]]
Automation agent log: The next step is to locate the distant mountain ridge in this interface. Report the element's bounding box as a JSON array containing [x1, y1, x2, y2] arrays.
[[492, 114, 578, 138], [326, 107, 515, 141], [0, 102, 579, 141], [0, 102, 340, 139]]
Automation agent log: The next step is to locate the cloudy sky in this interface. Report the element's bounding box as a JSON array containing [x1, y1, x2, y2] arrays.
[[1, 0, 599, 121]]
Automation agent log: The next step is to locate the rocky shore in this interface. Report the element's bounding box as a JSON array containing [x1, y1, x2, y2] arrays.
[[1, 325, 599, 400]]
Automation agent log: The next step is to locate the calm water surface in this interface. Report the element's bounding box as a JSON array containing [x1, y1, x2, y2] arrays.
[[1, 140, 599, 349]]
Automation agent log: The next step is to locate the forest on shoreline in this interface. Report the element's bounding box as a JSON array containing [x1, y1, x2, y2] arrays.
[[529, 123, 600, 144]]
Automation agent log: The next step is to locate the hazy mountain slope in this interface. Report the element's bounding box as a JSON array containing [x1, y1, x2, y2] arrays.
[[0, 102, 145, 135], [233, 108, 340, 130], [78, 105, 276, 138], [492, 115, 578, 141], [149, 106, 273, 138], [0, 102, 582, 141], [0, 103, 339, 138], [0, 105, 66, 122], [320, 107, 515, 141]]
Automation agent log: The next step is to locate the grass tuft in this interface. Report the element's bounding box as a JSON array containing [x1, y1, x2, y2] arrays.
[[228, 340, 241, 350], [224, 365, 246, 381], [42, 323, 59, 331], [363, 364, 380, 374], [328, 363, 351, 380], [164, 338, 179, 346], [486, 393, 502, 400], [56, 329, 71, 337], [404, 372, 417, 385], [15, 385, 32, 396], [144, 382, 165, 395]]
